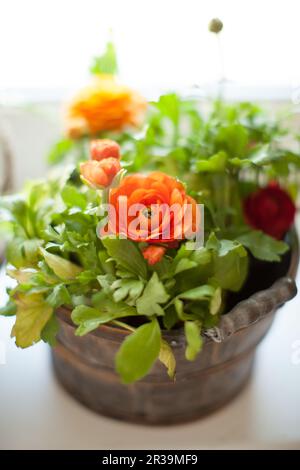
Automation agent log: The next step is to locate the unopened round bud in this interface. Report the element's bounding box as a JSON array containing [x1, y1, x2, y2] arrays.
[[208, 18, 223, 34]]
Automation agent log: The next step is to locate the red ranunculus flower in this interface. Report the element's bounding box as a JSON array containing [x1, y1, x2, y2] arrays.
[[243, 182, 296, 240]]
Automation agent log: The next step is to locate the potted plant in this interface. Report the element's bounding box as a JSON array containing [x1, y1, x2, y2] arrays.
[[1, 37, 300, 424], [0, 106, 299, 423]]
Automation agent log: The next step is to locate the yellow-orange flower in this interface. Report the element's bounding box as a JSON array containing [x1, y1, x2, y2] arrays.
[[66, 74, 146, 138]]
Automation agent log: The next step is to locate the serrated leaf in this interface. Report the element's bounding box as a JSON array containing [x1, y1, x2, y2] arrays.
[[46, 284, 71, 308], [236, 230, 289, 262], [136, 272, 169, 316], [41, 314, 59, 346], [72, 295, 137, 336], [111, 279, 144, 304], [12, 293, 53, 348], [101, 238, 147, 279]]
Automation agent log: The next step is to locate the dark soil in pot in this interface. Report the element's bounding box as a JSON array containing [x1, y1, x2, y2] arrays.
[[226, 233, 293, 311]]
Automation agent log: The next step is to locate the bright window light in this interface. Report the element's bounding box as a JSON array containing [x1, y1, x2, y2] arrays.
[[0, 0, 299, 96]]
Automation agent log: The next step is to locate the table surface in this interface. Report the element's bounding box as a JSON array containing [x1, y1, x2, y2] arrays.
[[1, 259, 300, 450]]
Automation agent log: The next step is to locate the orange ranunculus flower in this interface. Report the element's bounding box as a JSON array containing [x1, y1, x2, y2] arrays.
[[105, 172, 200, 243], [80, 158, 121, 189], [90, 139, 120, 161], [65, 74, 147, 138]]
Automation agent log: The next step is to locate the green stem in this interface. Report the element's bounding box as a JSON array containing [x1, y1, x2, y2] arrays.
[[112, 320, 135, 332]]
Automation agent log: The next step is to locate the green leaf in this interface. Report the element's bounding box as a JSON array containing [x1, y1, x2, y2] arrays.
[[46, 284, 71, 308], [152, 93, 180, 126], [206, 232, 220, 251], [184, 321, 203, 361], [237, 230, 289, 262], [101, 238, 147, 279], [191, 247, 212, 265], [159, 340, 176, 379], [163, 306, 178, 329], [47, 139, 74, 165], [218, 239, 245, 257], [90, 41, 118, 75], [115, 319, 161, 383], [40, 248, 82, 280], [205, 234, 249, 292], [27, 181, 49, 210], [0, 300, 17, 317], [212, 246, 248, 292], [179, 285, 215, 301], [72, 296, 137, 336], [12, 293, 53, 348], [210, 287, 222, 315], [41, 314, 59, 346], [61, 185, 86, 210], [174, 298, 194, 321], [230, 144, 270, 168], [7, 238, 42, 268], [6, 268, 36, 284], [111, 278, 144, 304], [174, 258, 197, 275], [196, 151, 227, 172], [215, 124, 248, 157], [136, 272, 169, 316]]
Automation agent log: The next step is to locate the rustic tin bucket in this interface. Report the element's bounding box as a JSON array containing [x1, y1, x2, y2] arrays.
[[52, 230, 299, 425]]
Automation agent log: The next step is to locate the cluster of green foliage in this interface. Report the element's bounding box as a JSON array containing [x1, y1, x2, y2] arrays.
[[48, 94, 300, 241], [2, 36, 299, 383], [0, 173, 290, 382], [1, 94, 299, 383]]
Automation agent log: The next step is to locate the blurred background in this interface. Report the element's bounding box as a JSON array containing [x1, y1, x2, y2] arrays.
[[1, 0, 300, 190]]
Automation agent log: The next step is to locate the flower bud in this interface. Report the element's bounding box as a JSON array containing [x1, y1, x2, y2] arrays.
[[80, 158, 121, 189], [208, 18, 223, 34], [90, 139, 120, 161], [142, 245, 166, 265]]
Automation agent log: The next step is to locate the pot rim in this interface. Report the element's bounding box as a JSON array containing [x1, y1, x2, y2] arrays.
[[57, 228, 299, 344]]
